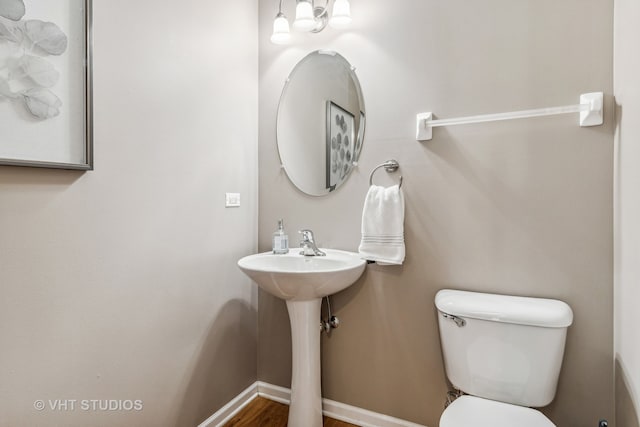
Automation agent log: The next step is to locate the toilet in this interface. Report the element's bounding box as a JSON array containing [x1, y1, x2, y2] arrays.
[[435, 289, 573, 427]]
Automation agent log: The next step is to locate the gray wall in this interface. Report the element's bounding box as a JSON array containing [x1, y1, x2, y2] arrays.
[[258, 1, 614, 426], [0, 1, 258, 426], [614, 0, 640, 425]]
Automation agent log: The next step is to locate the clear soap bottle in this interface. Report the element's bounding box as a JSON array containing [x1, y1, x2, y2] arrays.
[[272, 219, 289, 254]]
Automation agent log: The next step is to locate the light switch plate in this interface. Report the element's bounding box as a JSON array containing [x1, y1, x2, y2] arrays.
[[225, 193, 240, 207]]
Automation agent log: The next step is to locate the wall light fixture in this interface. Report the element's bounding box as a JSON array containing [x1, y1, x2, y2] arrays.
[[270, 0, 352, 44]]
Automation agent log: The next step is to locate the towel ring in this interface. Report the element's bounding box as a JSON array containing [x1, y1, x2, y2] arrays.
[[369, 159, 403, 188]]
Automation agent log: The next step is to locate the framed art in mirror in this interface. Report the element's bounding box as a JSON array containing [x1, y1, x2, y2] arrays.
[[0, 0, 93, 170], [326, 101, 355, 190]]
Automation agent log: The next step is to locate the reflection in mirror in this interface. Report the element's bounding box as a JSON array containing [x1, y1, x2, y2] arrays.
[[277, 51, 365, 196]]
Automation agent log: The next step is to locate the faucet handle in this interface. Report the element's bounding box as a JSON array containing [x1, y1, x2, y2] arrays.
[[298, 229, 315, 242]]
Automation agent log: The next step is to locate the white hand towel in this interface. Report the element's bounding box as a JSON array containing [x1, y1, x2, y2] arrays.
[[358, 184, 405, 265]]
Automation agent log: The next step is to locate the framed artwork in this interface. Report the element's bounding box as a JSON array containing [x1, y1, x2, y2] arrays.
[[354, 110, 364, 160], [0, 0, 93, 170], [326, 101, 355, 190]]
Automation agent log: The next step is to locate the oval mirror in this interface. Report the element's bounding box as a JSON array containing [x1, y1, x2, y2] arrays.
[[277, 51, 365, 196]]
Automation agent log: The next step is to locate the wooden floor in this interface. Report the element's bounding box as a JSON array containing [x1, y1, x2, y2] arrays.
[[223, 397, 358, 427]]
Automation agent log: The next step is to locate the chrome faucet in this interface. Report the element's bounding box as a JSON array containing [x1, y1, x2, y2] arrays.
[[299, 229, 326, 256]]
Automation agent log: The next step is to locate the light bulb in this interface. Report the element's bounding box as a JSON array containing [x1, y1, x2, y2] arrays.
[[294, 0, 316, 31], [329, 0, 351, 28], [270, 13, 291, 44]]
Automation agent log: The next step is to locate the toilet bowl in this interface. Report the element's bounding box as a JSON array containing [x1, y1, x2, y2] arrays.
[[435, 289, 573, 427]]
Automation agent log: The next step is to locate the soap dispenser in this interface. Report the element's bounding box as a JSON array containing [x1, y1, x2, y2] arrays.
[[272, 219, 289, 254]]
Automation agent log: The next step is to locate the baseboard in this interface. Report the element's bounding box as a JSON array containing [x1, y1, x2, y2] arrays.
[[257, 381, 292, 405], [257, 381, 427, 427], [197, 382, 258, 427], [321, 398, 427, 427]]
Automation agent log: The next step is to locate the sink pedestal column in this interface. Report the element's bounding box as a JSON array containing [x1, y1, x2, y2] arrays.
[[285, 298, 323, 427]]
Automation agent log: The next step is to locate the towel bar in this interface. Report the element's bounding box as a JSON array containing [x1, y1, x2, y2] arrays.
[[369, 160, 403, 188], [415, 92, 604, 141]]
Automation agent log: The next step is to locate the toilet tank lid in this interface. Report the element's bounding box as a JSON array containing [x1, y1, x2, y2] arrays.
[[435, 289, 573, 328]]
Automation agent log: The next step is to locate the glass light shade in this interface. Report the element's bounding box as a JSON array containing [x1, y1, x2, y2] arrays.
[[270, 14, 291, 44], [329, 0, 352, 28], [293, 1, 316, 31]]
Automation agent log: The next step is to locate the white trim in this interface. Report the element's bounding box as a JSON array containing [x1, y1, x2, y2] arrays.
[[257, 381, 292, 405], [322, 398, 427, 427], [197, 382, 258, 427], [200, 381, 428, 427]]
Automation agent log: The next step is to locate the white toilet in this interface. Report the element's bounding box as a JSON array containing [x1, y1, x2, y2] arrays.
[[435, 289, 573, 427]]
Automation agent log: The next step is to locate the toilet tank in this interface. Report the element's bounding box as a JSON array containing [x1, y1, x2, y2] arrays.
[[435, 289, 573, 408]]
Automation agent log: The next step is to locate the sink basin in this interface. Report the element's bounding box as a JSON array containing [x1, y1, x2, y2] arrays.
[[237, 249, 366, 301], [237, 248, 366, 427]]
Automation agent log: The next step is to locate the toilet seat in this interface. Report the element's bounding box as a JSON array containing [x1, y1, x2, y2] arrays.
[[440, 395, 556, 427]]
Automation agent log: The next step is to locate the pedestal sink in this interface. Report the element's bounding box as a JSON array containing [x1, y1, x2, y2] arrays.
[[237, 249, 366, 427]]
